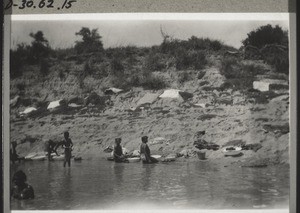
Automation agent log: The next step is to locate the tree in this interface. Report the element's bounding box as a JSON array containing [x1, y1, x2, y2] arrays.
[[242, 24, 288, 49], [75, 27, 104, 54], [28, 31, 51, 63]]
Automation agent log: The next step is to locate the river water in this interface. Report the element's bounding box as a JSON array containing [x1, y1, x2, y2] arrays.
[[10, 159, 289, 210]]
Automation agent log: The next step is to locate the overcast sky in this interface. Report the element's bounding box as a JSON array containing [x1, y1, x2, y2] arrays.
[[11, 18, 289, 50]]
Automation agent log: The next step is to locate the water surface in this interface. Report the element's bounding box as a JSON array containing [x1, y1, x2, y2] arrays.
[[10, 159, 289, 210]]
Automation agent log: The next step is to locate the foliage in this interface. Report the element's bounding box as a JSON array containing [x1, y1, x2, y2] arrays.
[[28, 31, 51, 64], [220, 57, 266, 90], [242, 24, 288, 49], [10, 44, 28, 78], [110, 57, 124, 77], [144, 51, 166, 71], [75, 27, 104, 54], [140, 73, 168, 90]]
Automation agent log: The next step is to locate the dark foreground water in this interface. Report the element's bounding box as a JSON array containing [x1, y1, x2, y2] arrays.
[[10, 159, 289, 210]]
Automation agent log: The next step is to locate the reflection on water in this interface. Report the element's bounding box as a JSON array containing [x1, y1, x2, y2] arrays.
[[10, 159, 289, 210]]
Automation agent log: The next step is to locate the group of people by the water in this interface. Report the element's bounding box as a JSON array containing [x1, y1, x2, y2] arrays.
[[113, 135, 158, 164], [10, 131, 73, 200], [10, 133, 158, 200], [11, 131, 74, 167]]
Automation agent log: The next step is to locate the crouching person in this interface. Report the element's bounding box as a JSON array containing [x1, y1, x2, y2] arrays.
[[11, 170, 34, 200], [113, 138, 128, 163]]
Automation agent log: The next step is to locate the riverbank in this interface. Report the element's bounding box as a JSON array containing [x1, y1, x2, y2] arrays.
[[10, 86, 289, 167]]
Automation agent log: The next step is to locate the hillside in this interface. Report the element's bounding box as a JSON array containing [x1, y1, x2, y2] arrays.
[[9, 36, 290, 167]]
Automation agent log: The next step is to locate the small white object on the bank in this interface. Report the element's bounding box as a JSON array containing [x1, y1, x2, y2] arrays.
[[159, 89, 183, 99], [47, 100, 63, 110], [104, 87, 123, 95], [68, 103, 82, 108], [19, 107, 37, 115]]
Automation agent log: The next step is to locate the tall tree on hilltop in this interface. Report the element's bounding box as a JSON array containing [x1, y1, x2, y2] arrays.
[[29, 31, 51, 63], [75, 27, 104, 54]]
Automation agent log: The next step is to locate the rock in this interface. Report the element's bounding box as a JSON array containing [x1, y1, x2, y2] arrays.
[[10, 95, 20, 107], [19, 107, 37, 117]]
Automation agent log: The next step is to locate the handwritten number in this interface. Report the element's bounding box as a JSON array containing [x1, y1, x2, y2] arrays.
[[47, 0, 54, 8], [38, 0, 45, 8], [19, 0, 26, 9], [62, 0, 76, 9], [4, 0, 13, 9], [6, 0, 76, 10], [26, 0, 34, 7]]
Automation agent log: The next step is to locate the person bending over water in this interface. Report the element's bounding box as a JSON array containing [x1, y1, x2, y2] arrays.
[[63, 131, 73, 167], [45, 140, 60, 160], [113, 138, 128, 163], [140, 136, 158, 164], [11, 170, 34, 200]]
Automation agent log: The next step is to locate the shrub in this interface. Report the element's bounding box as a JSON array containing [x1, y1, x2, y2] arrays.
[[144, 51, 166, 71], [110, 57, 124, 77], [220, 57, 240, 79], [191, 51, 207, 70], [209, 40, 223, 51], [242, 24, 288, 49], [141, 74, 168, 90], [174, 49, 207, 70]]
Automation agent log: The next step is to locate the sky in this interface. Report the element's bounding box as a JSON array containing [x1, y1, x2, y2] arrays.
[[11, 14, 289, 50]]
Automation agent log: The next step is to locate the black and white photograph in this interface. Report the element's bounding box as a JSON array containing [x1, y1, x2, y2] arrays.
[[8, 13, 291, 211]]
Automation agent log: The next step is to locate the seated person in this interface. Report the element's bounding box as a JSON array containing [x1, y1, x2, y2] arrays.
[[113, 138, 127, 162], [140, 136, 158, 164], [10, 141, 22, 164], [11, 170, 34, 200]]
